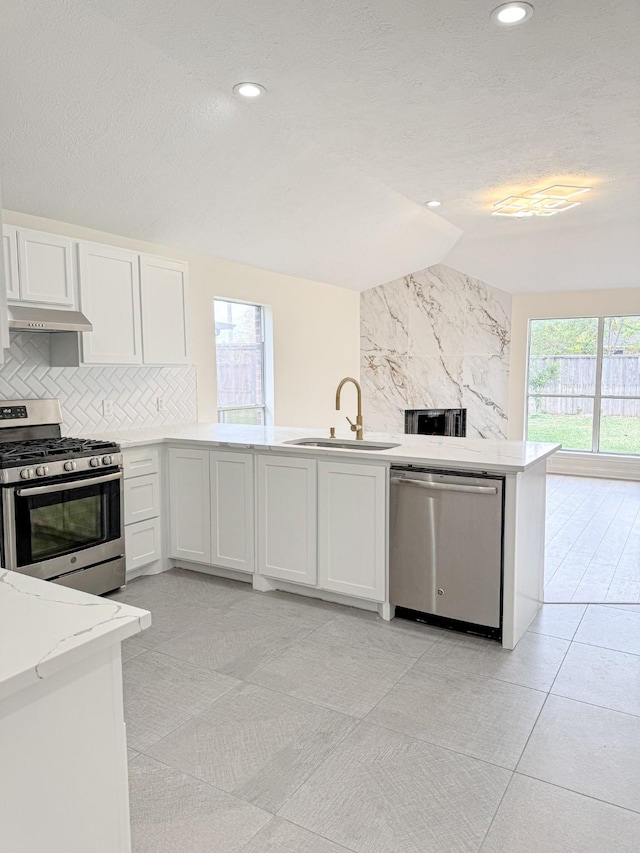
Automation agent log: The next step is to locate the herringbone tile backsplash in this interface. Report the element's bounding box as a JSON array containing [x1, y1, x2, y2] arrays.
[[0, 333, 198, 434]]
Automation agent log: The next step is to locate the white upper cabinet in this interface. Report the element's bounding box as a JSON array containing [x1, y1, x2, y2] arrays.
[[3, 226, 19, 302], [0, 219, 12, 353], [257, 454, 317, 585], [16, 228, 74, 306], [318, 460, 387, 602], [78, 242, 142, 364], [140, 256, 188, 364], [3, 225, 190, 366]]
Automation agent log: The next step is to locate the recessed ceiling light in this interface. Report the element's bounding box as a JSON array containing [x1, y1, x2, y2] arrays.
[[490, 2, 534, 26], [233, 82, 266, 98], [425, 200, 442, 208]]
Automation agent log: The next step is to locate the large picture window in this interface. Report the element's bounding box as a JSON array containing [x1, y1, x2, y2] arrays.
[[526, 316, 640, 455], [214, 299, 269, 425]]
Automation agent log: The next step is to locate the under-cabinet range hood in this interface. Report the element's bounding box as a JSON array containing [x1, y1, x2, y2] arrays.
[[8, 305, 92, 333]]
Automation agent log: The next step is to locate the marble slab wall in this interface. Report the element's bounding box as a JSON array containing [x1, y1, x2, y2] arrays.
[[361, 263, 511, 438], [0, 333, 198, 435]]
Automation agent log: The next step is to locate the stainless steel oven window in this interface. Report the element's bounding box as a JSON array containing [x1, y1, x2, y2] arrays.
[[28, 493, 103, 562], [12, 473, 122, 569]]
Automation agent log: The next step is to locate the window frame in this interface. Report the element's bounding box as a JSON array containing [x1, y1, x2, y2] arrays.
[[214, 298, 273, 426], [525, 314, 640, 456]]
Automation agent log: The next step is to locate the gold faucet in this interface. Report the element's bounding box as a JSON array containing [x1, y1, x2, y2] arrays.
[[336, 377, 364, 440]]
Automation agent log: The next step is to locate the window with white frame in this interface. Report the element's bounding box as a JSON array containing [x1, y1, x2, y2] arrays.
[[214, 299, 269, 425], [526, 315, 640, 455]]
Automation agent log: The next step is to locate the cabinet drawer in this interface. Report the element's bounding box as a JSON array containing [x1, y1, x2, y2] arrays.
[[123, 446, 160, 479], [125, 517, 161, 572], [124, 474, 160, 525]]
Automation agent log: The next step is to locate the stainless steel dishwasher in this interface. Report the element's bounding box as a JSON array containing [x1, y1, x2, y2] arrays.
[[389, 467, 504, 639]]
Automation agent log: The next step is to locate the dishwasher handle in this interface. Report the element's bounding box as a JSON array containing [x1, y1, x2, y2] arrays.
[[390, 477, 498, 496]]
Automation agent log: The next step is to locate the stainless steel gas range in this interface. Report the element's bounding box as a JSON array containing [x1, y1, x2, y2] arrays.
[[0, 399, 124, 595]]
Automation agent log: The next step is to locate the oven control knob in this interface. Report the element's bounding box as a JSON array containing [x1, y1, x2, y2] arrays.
[[35, 465, 49, 477], [89, 457, 101, 468], [20, 468, 34, 479], [102, 455, 113, 466], [64, 460, 76, 472]]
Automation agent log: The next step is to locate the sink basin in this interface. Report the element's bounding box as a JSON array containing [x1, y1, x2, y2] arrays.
[[284, 438, 400, 451]]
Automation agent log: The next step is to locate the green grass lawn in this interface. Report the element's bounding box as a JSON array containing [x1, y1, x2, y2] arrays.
[[527, 414, 640, 454], [219, 409, 263, 426]]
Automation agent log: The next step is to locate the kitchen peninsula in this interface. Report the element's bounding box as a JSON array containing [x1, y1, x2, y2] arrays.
[[104, 424, 560, 650], [0, 570, 150, 853]]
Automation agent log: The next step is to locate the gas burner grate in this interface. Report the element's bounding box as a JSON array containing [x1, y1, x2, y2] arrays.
[[0, 436, 120, 465]]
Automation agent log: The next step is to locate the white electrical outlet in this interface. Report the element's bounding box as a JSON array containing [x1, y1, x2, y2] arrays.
[[103, 400, 114, 417], [157, 397, 166, 412]]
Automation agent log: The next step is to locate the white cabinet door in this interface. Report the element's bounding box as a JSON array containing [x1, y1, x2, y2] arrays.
[[139, 255, 188, 364], [318, 461, 386, 602], [210, 451, 255, 573], [3, 225, 19, 301], [0, 221, 12, 354], [16, 228, 74, 305], [78, 242, 142, 364], [168, 448, 211, 564], [257, 454, 317, 585]]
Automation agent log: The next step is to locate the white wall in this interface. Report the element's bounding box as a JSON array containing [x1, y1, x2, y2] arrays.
[[3, 211, 361, 428]]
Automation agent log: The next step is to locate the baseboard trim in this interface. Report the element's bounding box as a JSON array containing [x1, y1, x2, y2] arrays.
[[547, 451, 640, 481]]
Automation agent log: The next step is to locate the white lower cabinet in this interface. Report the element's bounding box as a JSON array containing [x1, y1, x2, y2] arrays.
[[318, 460, 386, 602], [257, 454, 317, 585], [210, 451, 255, 573], [124, 473, 160, 525], [122, 447, 162, 575], [165, 447, 388, 605], [168, 447, 212, 564], [122, 446, 160, 480], [125, 518, 161, 573], [168, 447, 255, 572]]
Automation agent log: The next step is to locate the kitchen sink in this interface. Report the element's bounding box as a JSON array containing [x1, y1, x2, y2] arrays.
[[284, 438, 400, 451]]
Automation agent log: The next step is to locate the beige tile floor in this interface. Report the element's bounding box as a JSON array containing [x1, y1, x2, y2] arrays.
[[545, 474, 640, 603], [112, 569, 640, 853]]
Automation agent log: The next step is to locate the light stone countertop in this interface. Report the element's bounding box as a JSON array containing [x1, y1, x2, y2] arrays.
[[86, 423, 561, 473], [0, 571, 151, 702]]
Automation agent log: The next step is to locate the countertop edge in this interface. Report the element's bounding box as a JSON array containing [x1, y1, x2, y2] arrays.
[[111, 431, 561, 473], [0, 571, 151, 703]]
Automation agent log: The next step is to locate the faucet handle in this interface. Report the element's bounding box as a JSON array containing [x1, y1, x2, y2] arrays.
[[346, 416, 357, 432]]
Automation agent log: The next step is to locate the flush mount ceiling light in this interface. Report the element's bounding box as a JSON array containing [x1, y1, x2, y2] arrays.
[[492, 185, 592, 217], [490, 2, 534, 25], [425, 200, 442, 207], [232, 82, 266, 98]]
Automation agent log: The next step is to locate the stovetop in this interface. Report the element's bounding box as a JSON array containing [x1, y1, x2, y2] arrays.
[[0, 437, 121, 468]]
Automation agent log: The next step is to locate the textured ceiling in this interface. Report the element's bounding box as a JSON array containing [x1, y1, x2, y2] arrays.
[[1, 0, 639, 293]]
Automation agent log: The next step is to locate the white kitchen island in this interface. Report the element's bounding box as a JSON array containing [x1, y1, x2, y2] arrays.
[[0, 570, 150, 853], [96, 424, 560, 650]]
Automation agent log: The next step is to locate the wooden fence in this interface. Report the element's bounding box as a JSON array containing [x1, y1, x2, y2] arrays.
[[529, 355, 640, 416], [216, 344, 263, 408]]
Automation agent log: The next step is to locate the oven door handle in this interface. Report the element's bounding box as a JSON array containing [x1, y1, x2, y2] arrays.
[[15, 471, 122, 497]]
